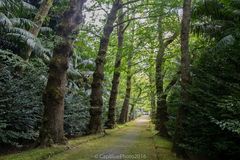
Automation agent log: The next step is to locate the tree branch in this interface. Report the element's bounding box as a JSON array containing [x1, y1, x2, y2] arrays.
[[123, 0, 141, 6], [164, 70, 181, 94], [113, 14, 166, 28], [164, 32, 178, 48]]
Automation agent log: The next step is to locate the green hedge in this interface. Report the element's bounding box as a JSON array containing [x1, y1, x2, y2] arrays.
[[0, 53, 90, 147]]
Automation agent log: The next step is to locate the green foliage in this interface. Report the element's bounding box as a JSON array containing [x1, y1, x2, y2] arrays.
[[64, 87, 90, 136], [0, 52, 46, 146], [0, 0, 50, 58], [168, 25, 240, 160], [0, 51, 92, 146], [168, 46, 240, 159], [164, 1, 240, 159]]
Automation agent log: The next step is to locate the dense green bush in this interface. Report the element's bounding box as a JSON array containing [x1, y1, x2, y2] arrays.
[[0, 53, 46, 146], [64, 87, 90, 137], [167, 42, 240, 159], [0, 52, 91, 147], [166, 1, 240, 159]]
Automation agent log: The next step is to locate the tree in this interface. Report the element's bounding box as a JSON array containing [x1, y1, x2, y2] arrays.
[[118, 58, 132, 123], [155, 15, 169, 136], [129, 85, 142, 121], [148, 64, 156, 122], [25, 0, 54, 60], [173, 0, 192, 155], [155, 11, 178, 137], [119, 24, 134, 124], [89, 0, 122, 134], [106, 5, 126, 129], [39, 0, 87, 146]]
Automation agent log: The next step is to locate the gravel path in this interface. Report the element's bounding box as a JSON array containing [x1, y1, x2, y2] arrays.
[[96, 116, 151, 160], [48, 116, 157, 160]]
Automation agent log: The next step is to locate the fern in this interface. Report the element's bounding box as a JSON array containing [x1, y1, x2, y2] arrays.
[[192, 0, 240, 49], [0, 12, 12, 26], [0, 0, 51, 59], [10, 18, 37, 28], [213, 35, 235, 52]]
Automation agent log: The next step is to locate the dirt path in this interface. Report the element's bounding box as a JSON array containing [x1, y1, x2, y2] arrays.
[[48, 116, 157, 160]]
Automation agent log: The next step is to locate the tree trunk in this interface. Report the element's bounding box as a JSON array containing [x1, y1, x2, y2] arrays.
[[149, 69, 156, 122], [39, 0, 86, 147], [173, 0, 192, 156], [119, 54, 133, 124], [129, 104, 135, 121], [105, 6, 125, 129], [118, 21, 135, 124], [25, 0, 54, 60], [129, 86, 142, 121], [89, 0, 122, 134], [155, 16, 169, 137]]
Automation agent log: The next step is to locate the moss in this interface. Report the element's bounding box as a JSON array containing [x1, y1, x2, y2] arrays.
[[46, 86, 63, 99]]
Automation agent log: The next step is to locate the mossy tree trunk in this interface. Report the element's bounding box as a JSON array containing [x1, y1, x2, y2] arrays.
[[39, 0, 86, 147], [173, 0, 192, 156], [25, 0, 54, 60], [89, 0, 122, 134], [106, 5, 125, 129]]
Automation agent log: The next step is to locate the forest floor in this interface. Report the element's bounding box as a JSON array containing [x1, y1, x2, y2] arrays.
[[1, 116, 180, 160]]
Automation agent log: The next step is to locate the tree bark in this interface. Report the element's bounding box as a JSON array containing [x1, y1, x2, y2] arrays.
[[129, 86, 142, 121], [129, 104, 135, 121], [89, 0, 122, 134], [173, 0, 192, 156], [118, 47, 133, 124], [148, 66, 156, 122], [155, 16, 169, 137], [119, 72, 132, 124], [25, 0, 54, 60], [118, 21, 135, 124], [106, 6, 125, 129], [146, 48, 156, 122], [39, 0, 86, 147]]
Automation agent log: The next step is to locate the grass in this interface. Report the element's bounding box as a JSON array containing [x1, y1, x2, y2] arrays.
[[126, 122, 181, 160], [0, 147, 65, 160], [0, 118, 181, 160], [47, 122, 136, 160], [0, 134, 104, 160], [0, 122, 132, 160], [150, 123, 181, 160]]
